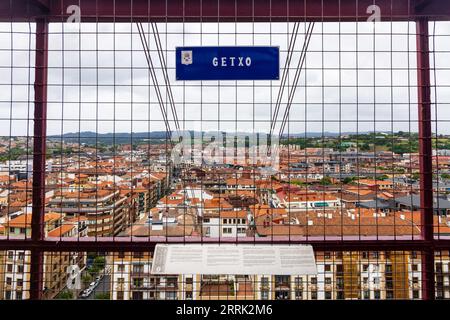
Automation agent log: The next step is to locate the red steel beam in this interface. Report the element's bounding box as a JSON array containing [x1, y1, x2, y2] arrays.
[[0, 0, 448, 300], [0, 237, 442, 252], [30, 18, 48, 301], [416, 18, 435, 300], [0, 0, 450, 22]]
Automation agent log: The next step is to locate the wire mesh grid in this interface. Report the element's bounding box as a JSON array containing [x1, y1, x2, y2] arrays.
[[0, 0, 449, 300]]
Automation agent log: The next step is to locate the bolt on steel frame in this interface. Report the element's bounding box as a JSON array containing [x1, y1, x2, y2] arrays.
[[0, 0, 449, 300]]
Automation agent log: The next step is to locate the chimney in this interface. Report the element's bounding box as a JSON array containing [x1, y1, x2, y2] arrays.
[[308, 220, 313, 226], [351, 214, 355, 220], [400, 214, 405, 220]]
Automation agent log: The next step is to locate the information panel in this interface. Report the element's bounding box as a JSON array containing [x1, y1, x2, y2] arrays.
[[176, 46, 279, 80], [151, 244, 317, 275]]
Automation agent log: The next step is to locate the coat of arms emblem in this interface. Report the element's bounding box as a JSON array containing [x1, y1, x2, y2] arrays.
[[181, 50, 193, 65]]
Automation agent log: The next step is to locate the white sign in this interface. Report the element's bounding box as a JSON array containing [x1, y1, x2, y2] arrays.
[[151, 244, 317, 275]]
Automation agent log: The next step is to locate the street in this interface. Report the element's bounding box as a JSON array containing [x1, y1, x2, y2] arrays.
[[85, 275, 111, 300]]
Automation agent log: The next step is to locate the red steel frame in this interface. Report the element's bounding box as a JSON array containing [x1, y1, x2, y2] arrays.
[[0, 0, 448, 300]]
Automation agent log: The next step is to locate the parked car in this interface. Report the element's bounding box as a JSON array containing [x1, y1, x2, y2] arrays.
[[80, 288, 92, 298]]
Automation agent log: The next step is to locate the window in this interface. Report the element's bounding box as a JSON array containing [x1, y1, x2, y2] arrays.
[[166, 291, 177, 300], [412, 264, 419, 272], [260, 290, 269, 300], [222, 227, 232, 234], [295, 290, 303, 300], [324, 264, 331, 272], [116, 291, 124, 300], [261, 277, 269, 287], [374, 290, 381, 300], [336, 278, 344, 290], [6, 277, 12, 285], [311, 291, 317, 300], [325, 277, 332, 285], [117, 264, 125, 272], [310, 277, 317, 285], [131, 292, 143, 300], [325, 291, 332, 300], [363, 290, 370, 299], [133, 278, 143, 288], [413, 290, 420, 299], [132, 265, 144, 274]]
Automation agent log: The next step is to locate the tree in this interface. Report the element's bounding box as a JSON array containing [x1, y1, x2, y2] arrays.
[[343, 177, 357, 184], [359, 143, 371, 151], [57, 290, 73, 300], [82, 273, 93, 287], [319, 177, 332, 185], [90, 256, 106, 274], [95, 292, 110, 300], [411, 173, 420, 180]]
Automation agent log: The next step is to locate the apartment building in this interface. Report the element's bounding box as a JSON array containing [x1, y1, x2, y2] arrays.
[[111, 252, 181, 300], [435, 250, 450, 299], [108, 249, 442, 300], [46, 189, 132, 236], [255, 251, 422, 300], [273, 188, 341, 210], [0, 213, 86, 300]]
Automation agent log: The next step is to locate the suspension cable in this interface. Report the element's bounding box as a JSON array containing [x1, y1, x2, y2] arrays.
[[269, 22, 300, 137], [279, 22, 315, 138], [136, 22, 172, 137]]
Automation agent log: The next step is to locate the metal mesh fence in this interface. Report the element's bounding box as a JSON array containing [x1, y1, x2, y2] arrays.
[[0, 0, 449, 300]]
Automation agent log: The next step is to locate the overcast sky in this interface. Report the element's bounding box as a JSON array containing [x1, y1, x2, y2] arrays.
[[1, 21, 450, 137]]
